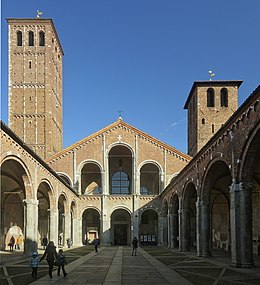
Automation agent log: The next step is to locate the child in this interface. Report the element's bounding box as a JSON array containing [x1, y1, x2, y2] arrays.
[[57, 249, 67, 277], [30, 251, 39, 279]]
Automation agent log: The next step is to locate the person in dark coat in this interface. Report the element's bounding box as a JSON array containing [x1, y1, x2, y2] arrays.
[[132, 237, 138, 256], [94, 238, 100, 252], [57, 249, 67, 277], [9, 236, 15, 251], [42, 235, 48, 249], [39, 241, 58, 278]]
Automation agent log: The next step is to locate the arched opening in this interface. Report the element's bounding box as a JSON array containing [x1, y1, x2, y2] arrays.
[[28, 31, 34, 46], [203, 160, 231, 256], [182, 183, 197, 251], [39, 31, 45, 46], [1, 159, 27, 251], [58, 195, 66, 247], [111, 209, 131, 245], [81, 163, 102, 195], [140, 209, 158, 246], [58, 173, 72, 187], [17, 31, 22, 46], [37, 182, 51, 249], [207, 88, 215, 107], [240, 128, 260, 261], [140, 163, 160, 195], [82, 208, 100, 245], [221, 88, 228, 107], [109, 146, 132, 195]]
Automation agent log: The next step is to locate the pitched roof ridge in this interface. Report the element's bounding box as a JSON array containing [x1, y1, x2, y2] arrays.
[[118, 121, 191, 160], [46, 120, 191, 162]]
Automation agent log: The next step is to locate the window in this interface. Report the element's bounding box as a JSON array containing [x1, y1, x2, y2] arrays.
[[221, 88, 228, 107], [212, 124, 215, 134], [111, 171, 130, 194], [28, 61, 32, 69], [17, 31, 22, 46], [39, 31, 45, 46], [28, 31, 34, 46], [202, 118, 205, 125], [207, 88, 215, 107]]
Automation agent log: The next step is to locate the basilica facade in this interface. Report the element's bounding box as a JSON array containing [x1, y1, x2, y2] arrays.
[[1, 18, 259, 268]]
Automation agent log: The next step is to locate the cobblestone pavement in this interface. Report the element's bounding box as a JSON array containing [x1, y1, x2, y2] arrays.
[[1, 246, 260, 285]]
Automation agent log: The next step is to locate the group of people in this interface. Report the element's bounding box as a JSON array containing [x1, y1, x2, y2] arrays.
[[14, 235, 139, 280], [8, 235, 23, 251], [30, 241, 68, 279]]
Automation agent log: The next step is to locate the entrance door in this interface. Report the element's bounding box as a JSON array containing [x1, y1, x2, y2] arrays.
[[114, 224, 127, 245]]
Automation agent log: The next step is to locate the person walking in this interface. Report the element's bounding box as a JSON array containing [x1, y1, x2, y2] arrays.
[[30, 251, 39, 279], [9, 236, 15, 252], [94, 238, 100, 252], [57, 249, 67, 277], [42, 235, 48, 250], [39, 241, 58, 279], [132, 237, 138, 256], [16, 235, 23, 250]]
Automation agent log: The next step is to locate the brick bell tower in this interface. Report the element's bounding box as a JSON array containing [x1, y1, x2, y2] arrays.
[[7, 18, 64, 159], [184, 80, 243, 157]]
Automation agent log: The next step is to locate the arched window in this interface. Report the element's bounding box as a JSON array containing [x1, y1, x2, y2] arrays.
[[28, 31, 34, 46], [207, 88, 215, 107], [111, 171, 129, 194], [221, 88, 228, 107], [202, 118, 205, 125], [17, 31, 22, 46], [39, 31, 45, 46]]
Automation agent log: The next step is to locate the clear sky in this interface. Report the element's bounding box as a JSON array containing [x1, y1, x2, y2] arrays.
[[1, 0, 260, 153]]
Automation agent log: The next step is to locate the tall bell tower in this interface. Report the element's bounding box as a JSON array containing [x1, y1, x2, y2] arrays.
[[7, 18, 64, 159], [184, 80, 243, 157]]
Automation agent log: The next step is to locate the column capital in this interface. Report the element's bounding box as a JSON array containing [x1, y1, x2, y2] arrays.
[[23, 198, 38, 206], [239, 181, 255, 192], [196, 200, 209, 208]]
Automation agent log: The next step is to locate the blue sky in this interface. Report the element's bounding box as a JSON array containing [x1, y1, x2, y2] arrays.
[[1, 0, 260, 153]]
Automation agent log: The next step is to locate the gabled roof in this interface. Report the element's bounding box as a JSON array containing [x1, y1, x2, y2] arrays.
[[47, 118, 191, 162]]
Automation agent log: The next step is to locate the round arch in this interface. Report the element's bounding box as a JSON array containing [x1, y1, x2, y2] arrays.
[[139, 161, 162, 195], [57, 172, 73, 187], [201, 159, 231, 255], [182, 181, 197, 251], [108, 145, 133, 195], [139, 209, 158, 246], [82, 208, 101, 245], [111, 208, 131, 245], [1, 157, 33, 251]]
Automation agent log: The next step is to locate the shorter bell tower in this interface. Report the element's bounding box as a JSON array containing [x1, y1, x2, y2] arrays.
[[184, 80, 243, 157]]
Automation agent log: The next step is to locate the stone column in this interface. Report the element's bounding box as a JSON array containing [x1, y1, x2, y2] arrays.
[[158, 216, 164, 246], [196, 199, 202, 256], [168, 213, 174, 248], [102, 196, 111, 246], [239, 182, 254, 267], [64, 214, 71, 247], [172, 213, 178, 248], [24, 199, 38, 253], [72, 217, 82, 246], [200, 201, 210, 257], [49, 208, 58, 246], [230, 182, 241, 266], [179, 206, 189, 251]]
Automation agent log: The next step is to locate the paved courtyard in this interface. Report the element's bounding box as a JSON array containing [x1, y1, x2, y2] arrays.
[[1, 246, 260, 285]]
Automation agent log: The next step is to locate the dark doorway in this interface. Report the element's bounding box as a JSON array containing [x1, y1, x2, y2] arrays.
[[114, 224, 127, 245]]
